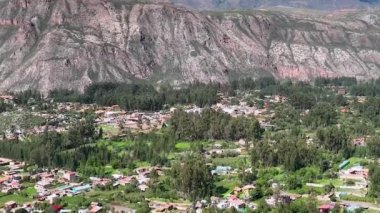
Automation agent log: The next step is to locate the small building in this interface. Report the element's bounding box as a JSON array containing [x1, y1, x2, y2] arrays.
[[89, 206, 102, 213], [352, 138, 366, 147], [319, 203, 335, 213], [216, 200, 229, 209], [233, 187, 242, 194], [4, 201, 17, 209], [345, 204, 362, 213], [242, 184, 256, 196], [51, 205, 63, 213], [47, 194, 59, 204], [230, 199, 245, 209], [211, 166, 232, 176], [339, 160, 350, 170], [138, 184, 149, 192], [70, 184, 91, 194], [64, 172, 77, 182]]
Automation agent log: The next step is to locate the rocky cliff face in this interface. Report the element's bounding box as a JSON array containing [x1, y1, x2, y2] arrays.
[[0, 0, 379, 93], [173, 0, 380, 10]]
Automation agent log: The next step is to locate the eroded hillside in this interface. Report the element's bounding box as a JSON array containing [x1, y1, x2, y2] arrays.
[[0, 0, 379, 93]]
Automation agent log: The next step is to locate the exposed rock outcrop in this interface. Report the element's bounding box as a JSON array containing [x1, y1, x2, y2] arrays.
[[0, 0, 379, 93]]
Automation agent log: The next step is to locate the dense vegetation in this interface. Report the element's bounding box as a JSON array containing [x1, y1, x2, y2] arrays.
[[49, 82, 219, 110], [2, 76, 380, 211], [170, 108, 264, 141]]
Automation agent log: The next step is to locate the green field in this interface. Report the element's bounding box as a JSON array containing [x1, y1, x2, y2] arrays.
[[61, 195, 88, 209], [99, 124, 119, 136], [343, 157, 370, 169], [175, 142, 191, 152], [315, 178, 344, 187], [0, 193, 34, 208], [24, 187, 37, 197], [212, 156, 250, 168], [215, 176, 241, 197], [97, 139, 132, 151]]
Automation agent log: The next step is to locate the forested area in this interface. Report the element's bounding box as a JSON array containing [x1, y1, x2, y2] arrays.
[[169, 109, 264, 141], [11, 76, 380, 111], [49, 82, 219, 110]]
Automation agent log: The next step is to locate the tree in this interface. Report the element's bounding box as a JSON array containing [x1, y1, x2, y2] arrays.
[[367, 136, 380, 158], [369, 164, 380, 198], [288, 92, 316, 110], [306, 102, 337, 128], [251, 187, 263, 201], [316, 127, 353, 157], [171, 154, 214, 202], [272, 104, 300, 129]]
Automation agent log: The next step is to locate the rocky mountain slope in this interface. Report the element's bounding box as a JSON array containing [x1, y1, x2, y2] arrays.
[[173, 0, 380, 10], [0, 0, 379, 93]]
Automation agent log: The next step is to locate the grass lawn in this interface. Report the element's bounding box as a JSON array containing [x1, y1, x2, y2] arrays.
[[0, 193, 34, 207], [215, 176, 241, 197], [86, 189, 122, 202], [175, 142, 191, 152], [24, 187, 37, 197], [343, 157, 370, 169], [340, 194, 376, 203], [212, 156, 250, 168], [61, 195, 88, 209], [22, 182, 35, 188], [315, 178, 344, 187], [99, 124, 119, 136], [364, 210, 379, 213], [98, 139, 132, 151], [135, 161, 151, 168]]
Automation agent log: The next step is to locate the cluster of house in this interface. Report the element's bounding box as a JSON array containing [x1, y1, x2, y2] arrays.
[[0, 109, 78, 141], [339, 160, 369, 181], [0, 95, 14, 104], [0, 158, 25, 194], [1, 164, 167, 212], [318, 202, 369, 213], [95, 106, 171, 135], [92, 166, 164, 193], [180, 94, 284, 118]]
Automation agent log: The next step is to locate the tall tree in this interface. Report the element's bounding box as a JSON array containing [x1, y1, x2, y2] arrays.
[[171, 154, 214, 202]]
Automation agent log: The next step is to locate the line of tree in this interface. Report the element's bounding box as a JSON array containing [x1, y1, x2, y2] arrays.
[[49, 82, 219, 110], [169, 108, 264, 141]]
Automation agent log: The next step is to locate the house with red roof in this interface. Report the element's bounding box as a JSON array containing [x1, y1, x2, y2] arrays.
[[319, 203, 335, 213]]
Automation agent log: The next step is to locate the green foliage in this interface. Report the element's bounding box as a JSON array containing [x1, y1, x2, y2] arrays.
[[271, 104, 300, 129], [170, 108, 263, 141], [368, 164, 380, 198], [367, 136, 380, 158], [251, 136, 318, 171], [170, 154, 214, 201], [316, 127, 353, 157], [50, 82, 219, 110], [305, 102, 337, 128], [13, 90, 43, 105], [355, 97, 380, 125], [315, 77, 357, 87]]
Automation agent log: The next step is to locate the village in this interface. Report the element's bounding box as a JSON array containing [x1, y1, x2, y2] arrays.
[[0, 80, 379, 213], [0, 140, 377, 213]]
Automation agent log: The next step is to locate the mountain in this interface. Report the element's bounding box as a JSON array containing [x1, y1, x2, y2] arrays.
[[173, 0, 380, 10], [0, 0, 379, 93]]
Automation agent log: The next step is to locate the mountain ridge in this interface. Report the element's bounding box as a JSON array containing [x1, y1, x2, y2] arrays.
[[173, 0, 380, 11], [0, 0, 379, 93]]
